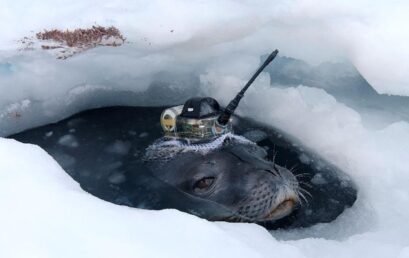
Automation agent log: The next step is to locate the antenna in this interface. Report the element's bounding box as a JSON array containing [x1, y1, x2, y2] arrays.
[[217, 49, 279, 125]]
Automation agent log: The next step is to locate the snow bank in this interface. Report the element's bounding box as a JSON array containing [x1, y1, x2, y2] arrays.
[[1, 0, 409, 135], [1, 1, 409, 257], [2, 0, 409, 95]]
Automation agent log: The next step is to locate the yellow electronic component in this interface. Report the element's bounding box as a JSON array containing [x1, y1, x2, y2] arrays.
[[160, 105, 183, 133]]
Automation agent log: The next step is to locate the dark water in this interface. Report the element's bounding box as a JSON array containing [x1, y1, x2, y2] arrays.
[[9, 106, 357, 229]]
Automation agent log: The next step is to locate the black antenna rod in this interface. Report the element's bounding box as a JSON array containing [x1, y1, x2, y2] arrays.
[[217, 49, 279, 125]]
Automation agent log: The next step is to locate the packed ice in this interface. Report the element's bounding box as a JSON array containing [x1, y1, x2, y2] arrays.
[[1, 1, 409, 258], [58, 134, 79, 148]]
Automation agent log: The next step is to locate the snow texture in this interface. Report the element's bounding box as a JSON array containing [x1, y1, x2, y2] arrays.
[[1, 1, 409, 257]]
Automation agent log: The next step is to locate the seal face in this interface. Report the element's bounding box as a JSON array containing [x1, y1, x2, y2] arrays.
[[144, 135, 301, 222]]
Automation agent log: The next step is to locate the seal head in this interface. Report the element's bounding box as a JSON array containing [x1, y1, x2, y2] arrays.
[[145, 134, 300, 222]]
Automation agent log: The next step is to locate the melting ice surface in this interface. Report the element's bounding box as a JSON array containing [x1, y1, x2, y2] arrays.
[[1, 1, 409, 257]]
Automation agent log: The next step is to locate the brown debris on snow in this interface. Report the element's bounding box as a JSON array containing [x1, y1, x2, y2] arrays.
[[36, 26, 125, 48], [20, 26, 126, 59]]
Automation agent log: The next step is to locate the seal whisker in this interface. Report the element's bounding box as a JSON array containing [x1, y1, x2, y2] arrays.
[[264, 168, 279, 177], [272, 145, 277, 161], [297, 190, 309, 206], [299, 181, 313, 189], [289, 164, 300, 174], [299, 187, 312, 198], [295, 173, 310, 179], [296, 190, 304, 206], [272, 148, 279, 171]]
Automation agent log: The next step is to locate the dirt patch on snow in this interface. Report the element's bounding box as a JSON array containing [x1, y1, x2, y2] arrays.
[[19, 26, 126, 59]]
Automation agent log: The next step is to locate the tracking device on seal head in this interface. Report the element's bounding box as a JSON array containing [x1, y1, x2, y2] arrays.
[[160, 49, 279, 142]]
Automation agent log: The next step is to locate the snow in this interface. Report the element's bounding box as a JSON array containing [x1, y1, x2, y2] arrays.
[[1, 1, 409, 257]]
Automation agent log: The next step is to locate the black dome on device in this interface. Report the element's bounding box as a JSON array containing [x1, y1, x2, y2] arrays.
[[180, 97, 221, 119]]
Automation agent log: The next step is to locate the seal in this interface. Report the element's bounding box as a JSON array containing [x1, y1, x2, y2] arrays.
[[144, 133, 301, 222], [9, 106, 357, 229]]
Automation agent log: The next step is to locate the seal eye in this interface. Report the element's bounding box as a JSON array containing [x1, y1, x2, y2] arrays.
[[193, 177, 215, 192]]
